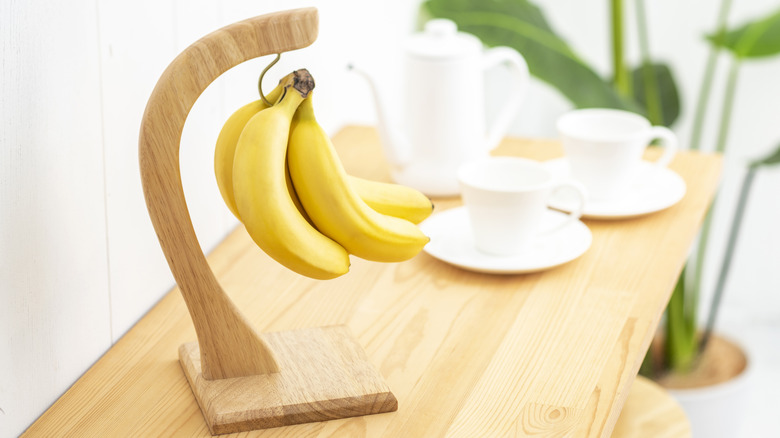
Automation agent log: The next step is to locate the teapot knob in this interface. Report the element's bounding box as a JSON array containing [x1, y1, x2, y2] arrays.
[[424, 19, 457, 37]]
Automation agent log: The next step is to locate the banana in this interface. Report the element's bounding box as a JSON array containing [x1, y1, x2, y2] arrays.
[[286, 155, 313, 225], [348, 176, 433, 224], [215, 79, 431, 225], [288, 95, 429, 263], [214, 82, 285, 219], [232, 71, 350, 280]]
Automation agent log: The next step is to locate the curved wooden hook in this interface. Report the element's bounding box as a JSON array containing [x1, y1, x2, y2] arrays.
[[138, 8, 318, 380]]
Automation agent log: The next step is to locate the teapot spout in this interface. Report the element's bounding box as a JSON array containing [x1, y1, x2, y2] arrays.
[[349, 64, 412, 169]]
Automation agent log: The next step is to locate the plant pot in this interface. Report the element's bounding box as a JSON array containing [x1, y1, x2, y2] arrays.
[[656, 334, 752, 438]]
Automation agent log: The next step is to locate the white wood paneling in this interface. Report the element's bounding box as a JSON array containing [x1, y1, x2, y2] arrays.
[[0, 1, 111, 437], [175, 0, 237, 261], [97, 0, 183, 341]]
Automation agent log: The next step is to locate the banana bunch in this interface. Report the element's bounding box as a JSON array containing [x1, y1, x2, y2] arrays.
[[214, 69, 433, 279]]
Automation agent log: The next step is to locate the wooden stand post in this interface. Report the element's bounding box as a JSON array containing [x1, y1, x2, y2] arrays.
[[138, 8, 396, 434]]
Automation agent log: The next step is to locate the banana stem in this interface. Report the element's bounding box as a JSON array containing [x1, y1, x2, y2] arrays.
[[291, 69, 315, 98]]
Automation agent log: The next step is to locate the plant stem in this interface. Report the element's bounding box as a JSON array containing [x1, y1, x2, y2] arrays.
[[699, 166, 756, 353], [714, 59, 741, 154], [689, 57, 741, 339], [635, 0, 663, 125], [689, 205, 711, 320], [666, 268, 697, 372], [689, 0, 733, 151], [611, 0, 631, 97], [639, 348, 655, 378]]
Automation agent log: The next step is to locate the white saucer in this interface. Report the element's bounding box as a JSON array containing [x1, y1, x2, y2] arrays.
[[544, 158, 687, 220], [419, 207, 591, 274]]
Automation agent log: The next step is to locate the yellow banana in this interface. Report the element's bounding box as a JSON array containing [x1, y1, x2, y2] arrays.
[[348, 176, 433, 224], [286, 155, 313, 225], [232, 71, 350, 280], [214, 82, 285, 219], [288, 95, 429, 263], [215, 78, 429, 225]]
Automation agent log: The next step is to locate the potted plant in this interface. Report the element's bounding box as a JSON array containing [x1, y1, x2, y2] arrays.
[[652, 144, 780, 437], [421, 0, 780, 435], [638, 4, 780, 436]]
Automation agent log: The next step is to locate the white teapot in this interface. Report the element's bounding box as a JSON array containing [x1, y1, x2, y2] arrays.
[[354, 19, 529, 196]]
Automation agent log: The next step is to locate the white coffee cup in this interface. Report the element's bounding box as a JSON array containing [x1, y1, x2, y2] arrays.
[[458, 157, 587, 256], [557, 108, 677, 200]]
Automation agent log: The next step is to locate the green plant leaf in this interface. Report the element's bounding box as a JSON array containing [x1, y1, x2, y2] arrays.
[[707, 8, 780, 58], [751, 142, 780, 167], [631, 62, 681, 127], [422, 0, 638, 111]]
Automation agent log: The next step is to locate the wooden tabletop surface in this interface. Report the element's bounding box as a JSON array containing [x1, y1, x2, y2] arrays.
[[25, 126, 718, 437]]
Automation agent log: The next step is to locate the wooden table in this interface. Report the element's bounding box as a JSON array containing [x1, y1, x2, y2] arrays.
[[25, 126, 719, 437], [612, 377, 689, 438]]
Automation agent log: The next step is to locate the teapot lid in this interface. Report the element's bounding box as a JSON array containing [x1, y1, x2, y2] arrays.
[[405, 19, 482, 60]]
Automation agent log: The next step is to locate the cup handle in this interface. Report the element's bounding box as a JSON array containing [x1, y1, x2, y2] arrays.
[[541, 180, 588, 236], [647, 126, 678, 168], [482, 47, 530, 151]]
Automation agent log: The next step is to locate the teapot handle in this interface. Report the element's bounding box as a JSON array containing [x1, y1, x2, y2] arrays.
[[482, 47, 529, 151]]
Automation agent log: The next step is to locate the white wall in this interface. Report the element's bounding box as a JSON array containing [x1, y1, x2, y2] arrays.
[[2, 1, 778, 437], [2, 2, 112, 436]]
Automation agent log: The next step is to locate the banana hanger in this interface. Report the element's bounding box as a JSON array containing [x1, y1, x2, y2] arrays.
[[138, 8, 396, 435]]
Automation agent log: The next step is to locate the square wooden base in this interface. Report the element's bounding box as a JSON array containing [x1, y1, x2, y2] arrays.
[[179, 325, 397, 435]]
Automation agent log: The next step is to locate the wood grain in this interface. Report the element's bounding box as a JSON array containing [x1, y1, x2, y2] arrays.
[[25, 126, 721, 437], [138, 8, 318, 380], [180, 326, 397, 434], [612, 377, 690, 438]]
